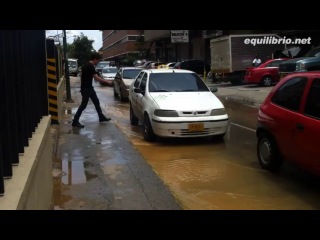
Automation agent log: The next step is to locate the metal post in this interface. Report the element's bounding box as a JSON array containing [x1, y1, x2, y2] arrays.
[[63, 30, 73, 103]]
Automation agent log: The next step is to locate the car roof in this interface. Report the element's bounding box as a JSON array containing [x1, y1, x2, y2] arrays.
[[283, 71, 320, 79], [143, 69, 194, 74], [102, 66, 117, 68], [270, 58, 289, 61], [121, 67, 142, 70]]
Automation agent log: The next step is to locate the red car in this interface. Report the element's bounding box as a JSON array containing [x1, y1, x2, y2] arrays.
[[256, 72, 320, 175], [245, 58, 289, 86]]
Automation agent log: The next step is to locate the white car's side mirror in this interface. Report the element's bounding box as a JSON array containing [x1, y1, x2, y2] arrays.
[[210, 86, 218, 93]]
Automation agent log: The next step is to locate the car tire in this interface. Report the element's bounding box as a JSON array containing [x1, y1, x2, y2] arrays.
[[143, 114, 155, 142], [119, 88, 125, 102], [113, 85, 118, 98], [261, 76, 273, 87], [130, 103, 139, 126], [257, 132, 282, 171]]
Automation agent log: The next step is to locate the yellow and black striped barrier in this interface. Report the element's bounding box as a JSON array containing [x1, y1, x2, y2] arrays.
[[46, 39, 59, 124], [47, 58, 59, 124]]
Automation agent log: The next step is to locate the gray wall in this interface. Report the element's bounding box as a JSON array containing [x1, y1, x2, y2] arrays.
[[144, 30, 170, 41]]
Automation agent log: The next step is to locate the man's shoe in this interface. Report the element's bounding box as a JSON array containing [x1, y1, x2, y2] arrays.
[[99, 116, 111, 122], [72, 121, 84, 128]]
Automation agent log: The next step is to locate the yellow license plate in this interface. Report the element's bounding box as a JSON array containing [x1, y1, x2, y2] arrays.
[[188, 123, 204, 132]]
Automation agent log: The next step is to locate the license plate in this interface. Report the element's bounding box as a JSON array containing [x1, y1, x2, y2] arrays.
[[188, 123, 204, 132]]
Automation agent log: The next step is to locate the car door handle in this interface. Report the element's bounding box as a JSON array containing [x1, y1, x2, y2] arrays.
[[296, 123, 304, 130]]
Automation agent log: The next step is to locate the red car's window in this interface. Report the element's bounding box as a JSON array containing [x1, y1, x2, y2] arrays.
[[305, 78, 320, 119], [269, 60, 286, 67], [271, 77, 307, 112]]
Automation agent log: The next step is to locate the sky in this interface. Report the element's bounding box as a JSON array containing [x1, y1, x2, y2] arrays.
[[46, 30, 102, 51]]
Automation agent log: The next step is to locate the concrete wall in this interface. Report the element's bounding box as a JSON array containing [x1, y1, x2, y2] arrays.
[[0, 116, 53, 210], [0, 74, 62, 210]]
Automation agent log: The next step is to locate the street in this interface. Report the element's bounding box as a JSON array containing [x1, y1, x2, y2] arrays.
[[53, 77, 320, 210]]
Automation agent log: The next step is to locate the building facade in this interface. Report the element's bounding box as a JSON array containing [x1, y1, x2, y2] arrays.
[[101, 30, 146, 66], [143, 30, 251, 64], [102, 30, 320, 67]]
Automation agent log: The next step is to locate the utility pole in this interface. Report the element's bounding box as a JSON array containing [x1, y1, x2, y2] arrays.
[[63, 30, 73, 102]]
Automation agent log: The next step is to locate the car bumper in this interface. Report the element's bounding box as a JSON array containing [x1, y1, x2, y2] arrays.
[[151, 118, 229, 137], [244, 75, 256, 84]]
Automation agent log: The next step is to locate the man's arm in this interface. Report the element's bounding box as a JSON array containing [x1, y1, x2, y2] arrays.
[[93, 73, 112, 85]]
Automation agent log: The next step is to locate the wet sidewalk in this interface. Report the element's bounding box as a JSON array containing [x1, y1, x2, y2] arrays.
[[206, 80, 272, 108], [51, 83, 182, 210]]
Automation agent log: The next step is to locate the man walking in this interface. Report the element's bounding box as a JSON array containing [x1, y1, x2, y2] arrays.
[[72, 53, 111, 128]]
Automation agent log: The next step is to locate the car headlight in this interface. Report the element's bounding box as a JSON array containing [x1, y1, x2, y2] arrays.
[[210, 108, 226, 116], [154, 109, 179, 117], [296, 61, 305, 71]]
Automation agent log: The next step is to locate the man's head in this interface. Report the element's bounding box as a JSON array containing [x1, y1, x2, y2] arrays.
[[90, 52, 102, 65]]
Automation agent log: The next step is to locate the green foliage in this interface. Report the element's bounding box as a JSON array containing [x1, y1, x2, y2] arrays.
[[67, 32, 96, 67]]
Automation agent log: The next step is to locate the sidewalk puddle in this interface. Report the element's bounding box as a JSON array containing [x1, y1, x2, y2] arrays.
[[54, 154, 98, 185]]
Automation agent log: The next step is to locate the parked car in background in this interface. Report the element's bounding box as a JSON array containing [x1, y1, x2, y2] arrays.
[[244, 58, 289, 86], [129, 69, 229, 141], [100, 66, 118, 86], [256, 71, 320, 175], [158, 62, 177, 69], [166, 62, 176, 69], [133, 59, 146, 67], [173, 59, 211, 77], [68, 58, 78, 77], [113, 67, 142, 101], [139, 61, 154, 69], [150, 62, 166, 69], [95, 61, 111, 77], [279, 46, 320, 79]]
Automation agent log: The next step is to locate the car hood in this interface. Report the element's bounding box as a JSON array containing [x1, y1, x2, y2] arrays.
[[149, 92, 224, 110], [281, 57, 313, 64], [102, 73, 116, 78]]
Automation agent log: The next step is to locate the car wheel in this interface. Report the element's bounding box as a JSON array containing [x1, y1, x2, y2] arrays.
[[130, 103, 139, 126], [143, 114, 155, 141], [257, 132, 282, 171], [119, 87, 125, 102], [261, 76, 273, 87], [113, 85, 118, 98]]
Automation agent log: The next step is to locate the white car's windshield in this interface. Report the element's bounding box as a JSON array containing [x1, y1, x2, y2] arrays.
[[148, 73, 209, 92], [123, 69, 142, 79]]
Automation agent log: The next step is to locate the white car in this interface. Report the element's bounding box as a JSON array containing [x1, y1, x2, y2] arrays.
[[100, 66, 118, 86], [129, 69, 229, 141]]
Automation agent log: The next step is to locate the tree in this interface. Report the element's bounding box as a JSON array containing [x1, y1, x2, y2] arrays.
[[67, 32, 96, 67], [135, 30, 147, 59]]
